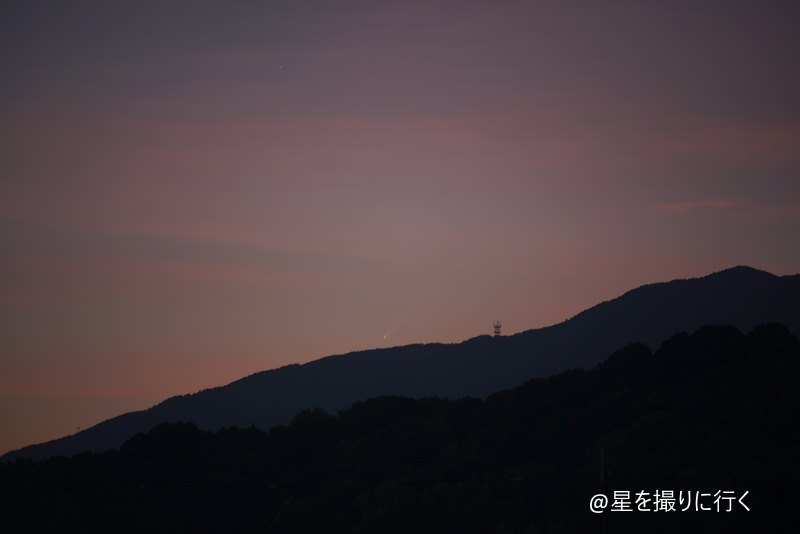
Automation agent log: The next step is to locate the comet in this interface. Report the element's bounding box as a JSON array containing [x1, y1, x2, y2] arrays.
[[383, 320, 401, 342]]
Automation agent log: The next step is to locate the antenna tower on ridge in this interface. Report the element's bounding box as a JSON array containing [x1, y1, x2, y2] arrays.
[[493, 320, 502, 336]]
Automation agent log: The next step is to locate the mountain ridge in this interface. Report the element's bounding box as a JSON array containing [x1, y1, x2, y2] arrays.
[[5, 265, 799, 461], [4, 322, 797, 532]]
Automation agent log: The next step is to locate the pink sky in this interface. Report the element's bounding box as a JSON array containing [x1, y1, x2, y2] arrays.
[[2, 1, 799, 454]]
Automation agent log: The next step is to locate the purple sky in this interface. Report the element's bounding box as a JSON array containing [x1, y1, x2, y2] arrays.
[[2, 1, 799, 454]]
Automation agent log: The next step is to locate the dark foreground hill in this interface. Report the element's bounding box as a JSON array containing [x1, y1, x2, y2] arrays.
[[4, 266, 800, 461], [2, 324, 797, 533]]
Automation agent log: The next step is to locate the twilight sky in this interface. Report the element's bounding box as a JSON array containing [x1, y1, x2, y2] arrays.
[[2, 1, 799, 455]]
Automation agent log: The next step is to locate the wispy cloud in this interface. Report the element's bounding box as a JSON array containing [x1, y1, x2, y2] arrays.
[[654, 199, 744, 214]]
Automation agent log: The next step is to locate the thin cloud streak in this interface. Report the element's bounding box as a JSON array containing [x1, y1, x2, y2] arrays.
[[654, 199, 745, 214]]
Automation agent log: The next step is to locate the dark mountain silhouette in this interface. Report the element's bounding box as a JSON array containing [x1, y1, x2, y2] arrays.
[[4, 265, 799, 461], [2, 323, 797, 532]]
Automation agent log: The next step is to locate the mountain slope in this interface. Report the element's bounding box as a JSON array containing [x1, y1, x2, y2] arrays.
[[5, 266, 800, 461], [3, 323, 798, 532]]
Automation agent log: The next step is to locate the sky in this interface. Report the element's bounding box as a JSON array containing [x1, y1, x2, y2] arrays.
[[1, 1, 799, 455]]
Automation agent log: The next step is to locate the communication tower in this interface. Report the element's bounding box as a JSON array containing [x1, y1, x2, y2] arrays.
[[493, 320, 502, 336]]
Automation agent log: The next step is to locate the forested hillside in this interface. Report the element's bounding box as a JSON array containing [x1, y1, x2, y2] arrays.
[[3, 323, 797, 532]]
